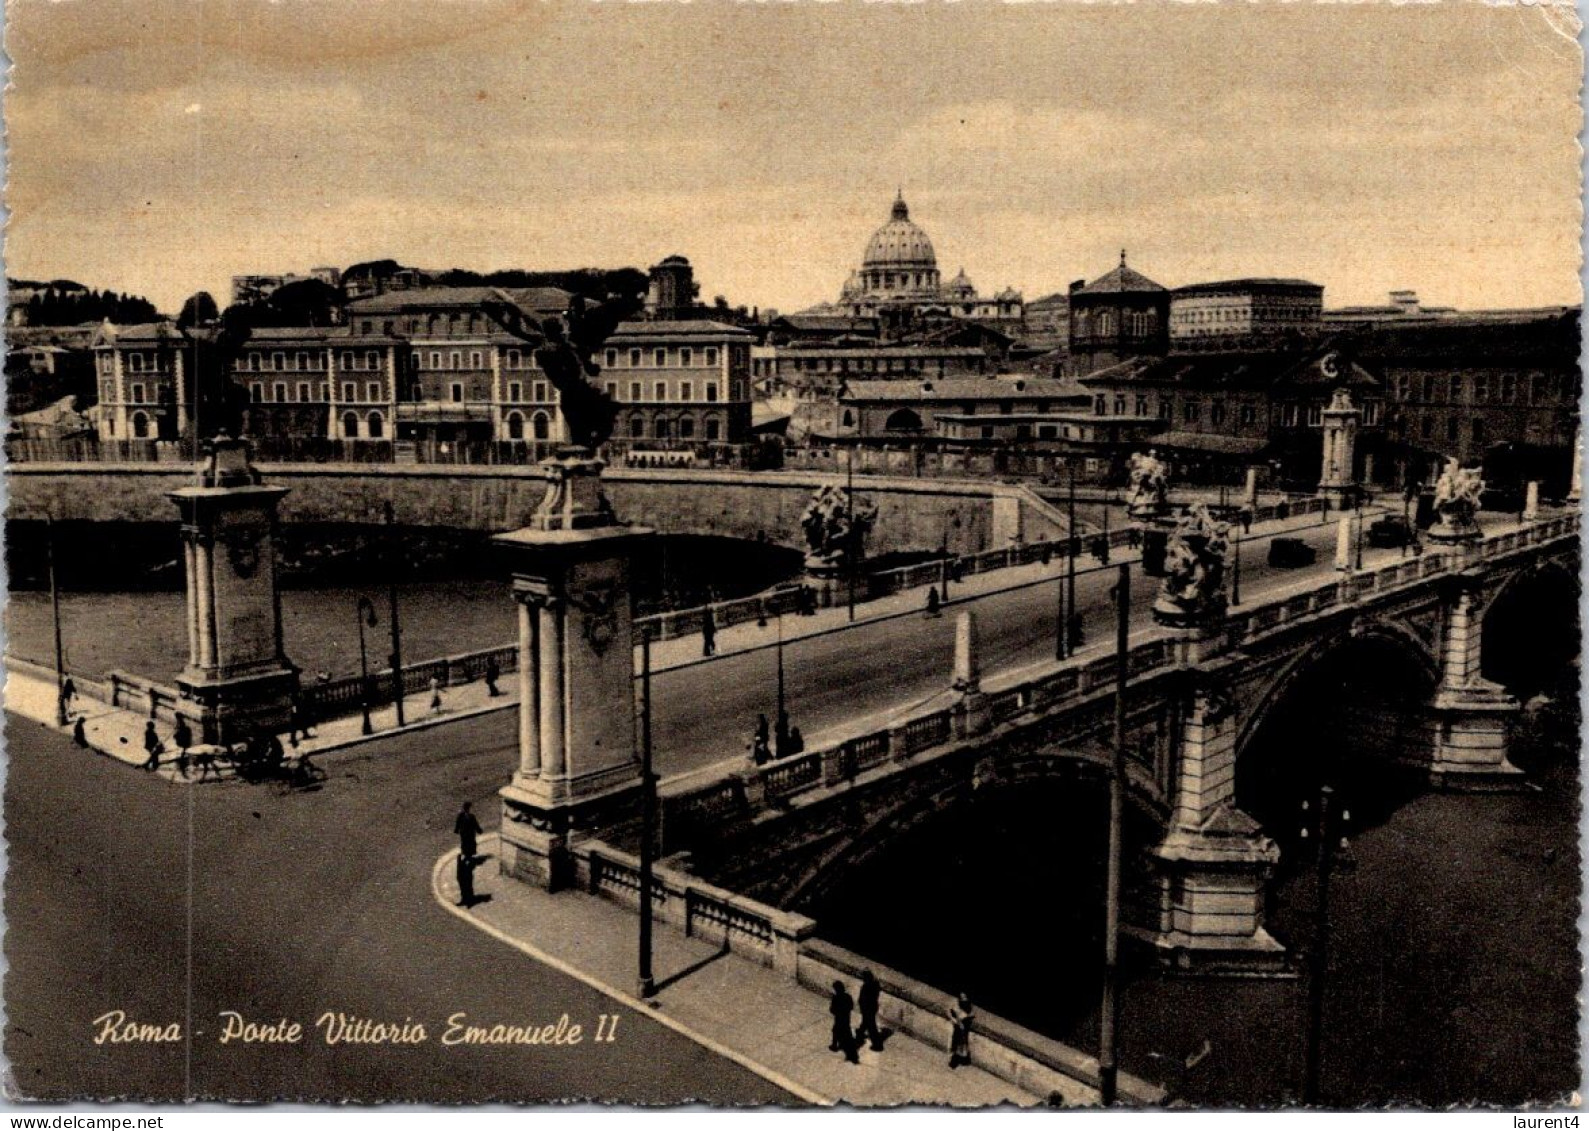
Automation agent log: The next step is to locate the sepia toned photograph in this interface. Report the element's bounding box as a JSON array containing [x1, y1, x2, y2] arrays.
[[0, 0, 1582, 1112]]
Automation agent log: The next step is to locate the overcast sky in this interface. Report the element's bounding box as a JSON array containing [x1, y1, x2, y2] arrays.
[[5, 0, 1582, 316]]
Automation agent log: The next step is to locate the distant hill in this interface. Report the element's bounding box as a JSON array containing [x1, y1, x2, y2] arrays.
[[7, 279, 159, 326]]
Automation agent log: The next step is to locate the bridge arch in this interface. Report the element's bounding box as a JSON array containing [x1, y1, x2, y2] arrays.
[[1479, 559, 1580, 700], [788, 745, 1168, 913], [1235, 622, 1439, 845]]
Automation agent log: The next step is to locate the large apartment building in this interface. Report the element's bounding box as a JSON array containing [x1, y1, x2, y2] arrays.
[[90, 289, 755, 447]]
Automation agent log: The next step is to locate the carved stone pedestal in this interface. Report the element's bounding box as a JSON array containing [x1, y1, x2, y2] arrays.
[[1143, 806, 1287, 976], [1427, 681, 1525, 790], [496, 453, 655, 891], [167, 438, 297, 745]]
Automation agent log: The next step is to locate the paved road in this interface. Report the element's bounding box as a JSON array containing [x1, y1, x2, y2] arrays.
[[647, 509, 1398, 777], [2, 714, 790, 1104]]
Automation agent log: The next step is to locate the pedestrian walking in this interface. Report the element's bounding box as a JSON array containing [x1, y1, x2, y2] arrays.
[[754, 713, 770, 748], [787, 726, 805, 758], [71, 716, 87, 748], [948, 992, 974, 1068], [60, 676, 77, 719], [828, 981, 859, 1064], [455, 801, 482, 860], [856, 970, 884, 1052], [456, 850, 478, 908], [141, 721, 163, 772], [429, 676, 444, 717], [172, 717, 193, 777], [1240, 506, 1254, 535], [289, 692, 313, 745], [925, 586, 941, 617], [484, 655, 501, 697], [750, 734, 771, 766], [701, 607, 717, 657]]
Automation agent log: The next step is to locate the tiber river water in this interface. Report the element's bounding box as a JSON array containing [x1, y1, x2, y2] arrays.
[[4, 521, 804, 681]]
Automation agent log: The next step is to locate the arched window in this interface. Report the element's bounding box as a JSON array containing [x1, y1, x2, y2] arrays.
[[842, 409, 855, 428], [630, 416, 645, 438], [655, 417, 672, 439], [366, 411, 384, 439], [532, 411, 550, 440], [884, 408, 924, 432], [507, 412, 524, 440], [704, 416, 721, 441], [131, 412, 149, 439], [679, 415, 696, 439], [342, 411, 359, 439]]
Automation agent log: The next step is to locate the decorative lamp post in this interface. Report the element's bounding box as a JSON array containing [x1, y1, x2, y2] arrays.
[[1299, 784, 1354, 1106], [355, 596, 378, 736]]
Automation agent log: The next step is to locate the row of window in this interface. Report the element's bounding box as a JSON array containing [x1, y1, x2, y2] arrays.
[[624, 414, 724, 441], [1073, 311, 1160, 337], [1391, 370, 1572, 406], [1170, 304, 1316, 327], [602, 346, 725, 369], [1088, 392, 1382, 428], [249, 381, 384, 404], [760, 356, 985, 375]]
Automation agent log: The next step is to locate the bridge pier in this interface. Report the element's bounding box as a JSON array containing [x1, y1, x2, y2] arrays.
[[1143, 683, 1286, 975], [1426, 576, 1524, 789], [167, 438, 298, 745], [496, 455, 655, 891]]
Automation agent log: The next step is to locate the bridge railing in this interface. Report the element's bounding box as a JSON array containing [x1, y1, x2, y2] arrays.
[[296, 642, 517, 723], [583, 842, 817, 974], [659, 509, 1580, 843]]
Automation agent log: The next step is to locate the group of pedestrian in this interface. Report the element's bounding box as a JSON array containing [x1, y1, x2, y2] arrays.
[[827, 975, 972, 1068], [748, 713, 805, 766], [826, 972, 884, 1064]]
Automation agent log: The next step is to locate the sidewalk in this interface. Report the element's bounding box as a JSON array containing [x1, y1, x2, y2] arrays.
[[2, 664, 517, 781], [435, 834, 1077, 1107], [641, 503, 1351, 677]]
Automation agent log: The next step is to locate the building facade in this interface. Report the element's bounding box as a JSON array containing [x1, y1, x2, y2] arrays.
[[599, 321, 754, 444], [1169, 279, 1324, 346], [1066, 254, 1170, 377], [91, 322, 188, 440]]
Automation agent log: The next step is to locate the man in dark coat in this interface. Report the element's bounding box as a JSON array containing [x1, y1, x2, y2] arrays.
[[701, 607, 717, 657], [455, 801, 483, 861], [142, 721, 163, 771], [828, 981, 859, 1064]]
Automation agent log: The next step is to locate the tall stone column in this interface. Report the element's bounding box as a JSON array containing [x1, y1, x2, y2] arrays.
[[1146, 679, 1284, 974], [168, 438, 298, 744], [1427, 576, 1523, 788], [1316, 387, 1361, 506], [497, 453, 655, 891], [537, 597, 567, 780], [515, 595, 541, 781]]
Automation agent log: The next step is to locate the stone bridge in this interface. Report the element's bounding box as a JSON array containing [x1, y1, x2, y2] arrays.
[[5, 462, 1068, 557], [635, 511, 1579, 974]]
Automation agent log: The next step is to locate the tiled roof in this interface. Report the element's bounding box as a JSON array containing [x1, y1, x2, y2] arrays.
[[840, 376, 1086, 402], [1172, 278, 1323, 297], [1074, 264, 1166, 296], [609, 320, 753, 339], [1080, 348, 1379, 391]]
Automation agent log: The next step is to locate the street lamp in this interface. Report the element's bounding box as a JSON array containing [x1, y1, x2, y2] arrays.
[[1098, 561, 1131, 1107], [384, 501, 406, 728], [1066, 460, 1081, 651], [774, 611, 790, 758], [46, 517, 67, 727], [638, 627, 658, 999], [1299, 783, 1354, 1106], [355, 596, 378, 735], [1230, 526, 1242, 608]]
